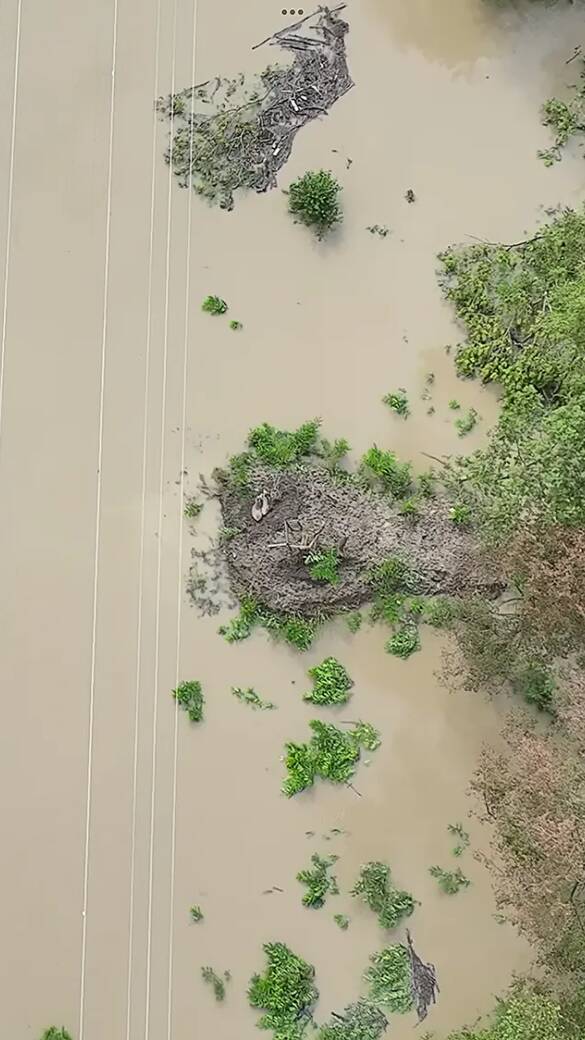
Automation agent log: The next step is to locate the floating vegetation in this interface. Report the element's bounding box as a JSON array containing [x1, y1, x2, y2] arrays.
[[429, 865, 470, 895], [288, 169, 342, 238], [352, 861, 416, 930], [317, 1001, 388, 1040], [346, 611, 362, 633], [230, 319, 243, 330], [333, 913, 350, 931], [405, 188, 416, 204], [364, 946, 413, 1014], [366, 224, 390, 238], [455, 407, 479, 437], [448, 822, 470, 857], [201, 966, 229, 1002], [157, 7, 353, 210], [248, 941, 318, 1040], [202, 294, 228, 315], [385, 624, 420, 659], [184, 496, 203, 519], [449, 398, 461, 411], [297, 852, 339, 908], [303, 657, 353, 706], [282, 719, 380, 797], [232, 685, 277, 710], [306, 547, 341, 585], [190, 904, 204, 922], [383, 388, 410, 418], [172, 680, 204, 722]]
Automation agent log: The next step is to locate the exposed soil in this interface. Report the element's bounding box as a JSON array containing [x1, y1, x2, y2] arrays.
[[220, 466, 501, 615]]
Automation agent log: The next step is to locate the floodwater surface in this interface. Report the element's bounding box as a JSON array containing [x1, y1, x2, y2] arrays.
[[0, 0, 583, 1037]]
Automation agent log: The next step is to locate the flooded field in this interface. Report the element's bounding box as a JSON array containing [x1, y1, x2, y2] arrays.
[[1, 0, 584, 1037]]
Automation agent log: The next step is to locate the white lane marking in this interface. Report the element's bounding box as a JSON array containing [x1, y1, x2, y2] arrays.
[[0, 0, 23, 439], [78, 0, 119, 1037], [166, 1, 199, 1035], [124, 0, 163, 1034], [144, 0, 178, 1032]]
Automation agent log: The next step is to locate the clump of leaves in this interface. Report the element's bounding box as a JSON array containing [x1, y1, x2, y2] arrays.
[[172, 679, 204, 722], [230, 319, 243, 330], [228, 419, 321, 490], [333, 913, 350, 931], [190, 904, 204, 922], [318, 1001, 388, 1040], [304, 657, 353, 706], [448, 822, 470, 857], [287, 169, 342, 238], [297, 852, 339, 908], [232, 686, 276, 710], [306, 547, 341, 585], [201, 966, 229, 1002], [248, 942, 318, 1040], [383, 388, 410, 418], [346, 611, 362, 633], [449, 398, 461, 410], [202, 294, 228, 315], [455, 407, 479, 436], [364, 946, 413, 1014], [450, 502, 472, 526], [351, 720, 382, 751], [184, 496, 203, 518], [352, 861, 416, 930], [360, 446, 412, 498], [429, 865, 470, 894], [385, 624, 420, 659], [41, 1031, 73, 1040], [282, 719, 380, 797]]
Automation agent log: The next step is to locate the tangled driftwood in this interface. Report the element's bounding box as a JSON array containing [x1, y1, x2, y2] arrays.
[[156, 5, 353, 208], [405, 930, 439, 1023]]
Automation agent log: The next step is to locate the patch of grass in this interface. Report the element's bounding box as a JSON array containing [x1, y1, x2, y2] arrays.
[[319, 436, 351, 474], [346, 611, 362, 633], [429, 865, 470, 894], [287, 169, 342, 238], [448, 822, 470, 857], [368, 557, 416, 597], [385, 624, 420, 659], [333, 913, 350, 931], [184, 497, 203, 518], [318, 1001, 388, 1040], [304, 657, 353, 706], [230, 319, 243, 330], [173, 680, 204, 722], [455, 407, 479, 436], [421, 596, 458, 629], [399, 496, 420, 520], [248, 941, 318, 1040], [190, 904, 204, 922], [297, 853, 339, 908], [282, 720, 380, 797], [219, 525, 241, 542], [232, 686, 276, 710], [219, 597, 321, 651], [450, 502, 472, 526], [417, 470, 436, 498], [201, 966, 229, 1002], [306, 547, 341, 585], [383, 388, 410, 418], [364, 946, 413, 1014], [360, 446, 413, 498], [202, 294, 228, 315], [227, 420, 321, 491], [352, 861, 416, 929]]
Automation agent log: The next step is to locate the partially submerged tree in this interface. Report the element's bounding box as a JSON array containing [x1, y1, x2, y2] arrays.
[[287, 170, 343, 238]]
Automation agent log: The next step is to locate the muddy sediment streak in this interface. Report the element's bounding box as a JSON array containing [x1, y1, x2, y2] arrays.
[[219, 467, 501, 617], [156, 5, 353, 209]]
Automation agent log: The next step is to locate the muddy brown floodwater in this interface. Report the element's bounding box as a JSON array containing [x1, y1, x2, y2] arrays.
[[1, 0, 584, 1038]]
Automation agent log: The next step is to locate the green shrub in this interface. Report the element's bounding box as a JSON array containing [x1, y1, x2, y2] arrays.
[[318, 1001, 388, 1040], [455, 407, 479, 436], [383, 388, 410, 418], [445, 989, 569, 1040], [511, 661, 555, 712], [297, 853, 338, 908], [220, 598, 321, 651], [248, 942, 318, 1040], [202, 294, 228, 315], [364, 946, 413, 1014], [346, 611, 362, 633], [283, 720, 380, 797], [360, 446, 412, 497], [351, 720, 382, 751], [172, 680, 204, 722], [248, 419, 321, 468], [429, 865, 470, 894], [306, 547, 340, 585], [422, 596, 458, 629], [287, 169, 342, 237], [320, 437, 350, 473], [399, 496, 420, 520], [41, 1031, 73, 1040], [385, 625, 420, 659], [352, 861, 416, 929], [417, 469, 436, 497], [450, 502, 472, 526], [368, 557, 415, 596], [304, 657, 353, 706]]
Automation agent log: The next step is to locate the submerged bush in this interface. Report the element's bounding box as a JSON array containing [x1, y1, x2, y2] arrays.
[[383, 388, 410, 418], [201, 966, 229, 1001], [385, 624, 420, 659], [317, 1001, 388, 1040], [304, 657, 353, 706], [352, 861, 416, 929], [283, 720, 380, 797], [41, 1031, 73, 1040], [429, 865, 470, 895], [360, 446, 412, 498], [202, 294, 228, 315], [248, 942, 318, 1040], [445, 989, 570, 1040], [220, 597, 321, 651], [172, 680, 204, 722], [287, 169, 342, 237], [297, 853, 339, 908], [364, 946, 413, 1014]]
